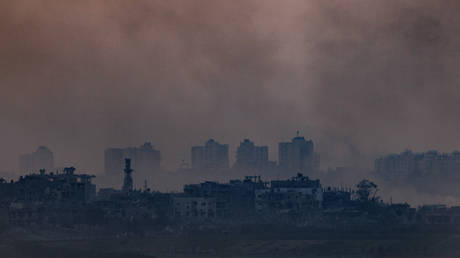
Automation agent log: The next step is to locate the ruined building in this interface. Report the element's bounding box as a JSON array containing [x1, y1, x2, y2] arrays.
[[1, 167, 96, 226], [172, 196, 217, 220], [0, 167, 96, 205], [172, 176, 267, 220], [255, 173, 323, 215]]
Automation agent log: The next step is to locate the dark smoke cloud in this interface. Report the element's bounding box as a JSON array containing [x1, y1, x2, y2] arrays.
[[1, 0, 460, 177]]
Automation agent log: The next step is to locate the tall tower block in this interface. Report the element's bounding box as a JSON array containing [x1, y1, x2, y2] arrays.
[[122, 158, 133, 192]]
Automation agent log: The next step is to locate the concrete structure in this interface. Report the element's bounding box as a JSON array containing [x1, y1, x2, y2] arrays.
[[180, 177, 267, 218], [255, 173, 323, 214], [0, 171, 429, 228], [191, 139, 229, 169], [375, 150, 460, 181], [322, 187, 352, 210], [0, 167, 95, 203], [234, 139, 272, 169], [278, 133, 320, 174], [172, 197, 217, 219], [19, 146, 54, 174], [104, 142, 161, 185]]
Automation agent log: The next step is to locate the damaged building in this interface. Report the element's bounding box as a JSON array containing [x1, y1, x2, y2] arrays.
[[255, 173, 323, 216], [0, 167, 96, 226]]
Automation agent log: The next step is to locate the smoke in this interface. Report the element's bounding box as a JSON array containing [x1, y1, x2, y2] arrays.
[[1, 0, 460, 182]]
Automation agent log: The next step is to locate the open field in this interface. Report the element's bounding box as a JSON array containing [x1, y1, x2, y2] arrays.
[[2, 227, 460, 258]]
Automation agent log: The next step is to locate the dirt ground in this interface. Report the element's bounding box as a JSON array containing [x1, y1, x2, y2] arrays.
[[2, 228, 460, 258]]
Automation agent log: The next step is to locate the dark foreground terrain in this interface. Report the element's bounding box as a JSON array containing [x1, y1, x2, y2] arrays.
[[2, 225, 460, 258]]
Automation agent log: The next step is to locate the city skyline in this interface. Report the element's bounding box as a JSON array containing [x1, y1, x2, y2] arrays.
[[18, 134, 314, 173], [15, 136, 460, 175], [2, 1, 460, 256], [2, 0, 460, 176]]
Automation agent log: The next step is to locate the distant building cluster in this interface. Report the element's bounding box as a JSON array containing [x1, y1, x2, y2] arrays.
[[191, 139, 229, 169], [5, 137, 460, 234], [18, 146, 54, 174], [104, 142, 161, 183], [187, 133, 320, 174], [2, 159, 460, 232], [375, 150, 460, 181], [15, 133, 320, 183]]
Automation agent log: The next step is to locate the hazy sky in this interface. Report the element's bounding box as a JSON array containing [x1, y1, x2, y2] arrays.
[[1, 0, 460, 173]]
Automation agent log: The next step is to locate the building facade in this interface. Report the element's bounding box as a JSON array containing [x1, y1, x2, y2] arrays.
[[234, 139, 271, 169], [104, 142, 161, 188], [1, 167, 96, 203], [172, 197, 217, 219], [191, 139, 229, 169], [278, 134, 320, 174], [255, 173, 323, 215], [19, 146, 54, 174], [375, 150, 460, 181]]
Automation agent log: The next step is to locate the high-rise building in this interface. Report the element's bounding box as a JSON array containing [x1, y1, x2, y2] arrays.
[[375, 150, 415, 181], [19, 146, 54, 173], [278, 133, 320, 174], [375, 150, 460, 181], [104, 142, 161, 181], [234, 139, 270, 169], [191, 139, 229, 169]]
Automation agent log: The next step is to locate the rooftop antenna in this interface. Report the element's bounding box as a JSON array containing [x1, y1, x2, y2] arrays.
[[296, 130, 300, 137]]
